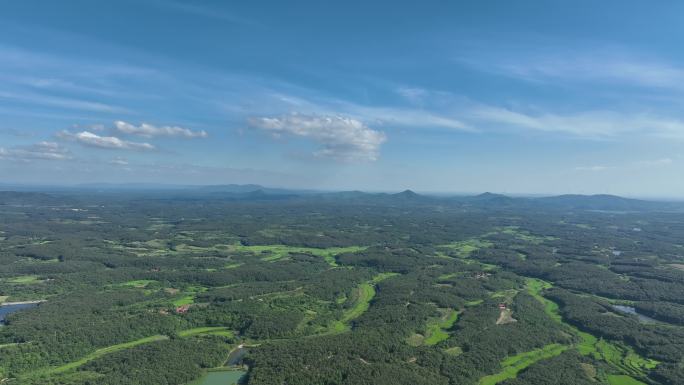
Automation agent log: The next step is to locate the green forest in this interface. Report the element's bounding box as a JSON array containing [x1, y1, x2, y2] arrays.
[[2, 190, 684, 385]]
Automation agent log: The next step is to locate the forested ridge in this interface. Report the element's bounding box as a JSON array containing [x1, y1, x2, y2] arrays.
[[2, 191, 684, 384]]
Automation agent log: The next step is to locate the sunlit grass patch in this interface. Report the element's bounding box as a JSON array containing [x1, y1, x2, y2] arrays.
[[172, 295, 194, 307], [230, 244, 366, 266], [7, 275, 42, 284], [478, 344, 568, 385], [178, 327, 234, 338], [406, 333, 425, 346], [465, 299, 484, 307], [440, 239, 493, 257], [606, 375, 647, 385], [498, 226, 558, 245], [119, 279, 157, 288], [42, 335, 168, 375], [444, 346, 463, 356]]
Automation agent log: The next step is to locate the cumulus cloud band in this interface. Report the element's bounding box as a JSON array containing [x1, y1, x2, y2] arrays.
[[248, 113, 386, 161], [0, 141, 72, 161], [58, 130, 155, 151], [114, 121, 207, 138]]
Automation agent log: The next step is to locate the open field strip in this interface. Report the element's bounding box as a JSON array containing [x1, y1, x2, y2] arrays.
[[477, 343, 569, 385], [525, 278, 657, 381], [231, 244, 367, 265], [46, 335, 168, 374], [325, 272, 399, 334], [424, 309, 459, 346], [178, 327, 234, 338], [33, 325, 235, 376]]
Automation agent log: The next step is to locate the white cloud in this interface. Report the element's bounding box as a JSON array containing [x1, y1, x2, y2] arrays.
[[59, 131, 155, 151], [0, 90, 126, 113], [349, 104, 472, 132], [264, 92, 473, 132], [109, 157, 129, 166], [248, 113, 387, 161], [114, 121, 208, 138], [0, 141, 72, 161]]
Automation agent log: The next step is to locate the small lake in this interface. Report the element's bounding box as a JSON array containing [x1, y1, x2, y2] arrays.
[[612, 305, 658, 323], [0, 302, 39, 324], [190, 370, 246, 385]]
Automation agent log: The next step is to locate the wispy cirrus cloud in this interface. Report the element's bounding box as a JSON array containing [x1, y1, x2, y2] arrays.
[[469, 106, 684, 139], [0, 90, 126, 113], [456, 44, 684, 91], [155, 0, 263, 27], [0, 141, 72, 161], [248, 113, 387, 161], [58, 131, 155, 151], [114, 121, 208, 138], [109, 157, 129, 166], [499, 54, 684, 90]]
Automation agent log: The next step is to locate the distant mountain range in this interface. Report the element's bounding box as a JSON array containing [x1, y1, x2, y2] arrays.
[[1, 184, 682, 212]]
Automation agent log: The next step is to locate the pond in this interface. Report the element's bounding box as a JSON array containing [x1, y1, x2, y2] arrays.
[[189, 370, 246, 385], [0, 302, 39, 324], [612, 305, 658, 323]]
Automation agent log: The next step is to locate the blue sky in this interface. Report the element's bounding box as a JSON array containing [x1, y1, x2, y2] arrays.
[[1, 0, 683, 196]]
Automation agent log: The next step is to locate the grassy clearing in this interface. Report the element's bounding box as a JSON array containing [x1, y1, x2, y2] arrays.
[[324, 272, 397, 334], [465, 299, 484, 307], [606, 375, 647, 385], [525, 277, 657, 378], [424, 326, 449, 345], [178, 327, 234, 338], [424, 309, 459, 345], [231, 244, 366, 265], [525, 278, 560, 322], [104, 237, 241, 258], [445, 346, 463, 356], [491, 289, 518, 301], [371, 272, 399, 283], [43, 335, 168, 375], [341, 283, 375, 323], [594, 340, 658, 376], [440, 239, 493, 257], [407, 333, 425, 346], [478, 344, 568, 385], [7, 275, 42, 284], [499, 226, 558, 245], [172, 295, 194, 307], [119, 279, 157, 288]]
